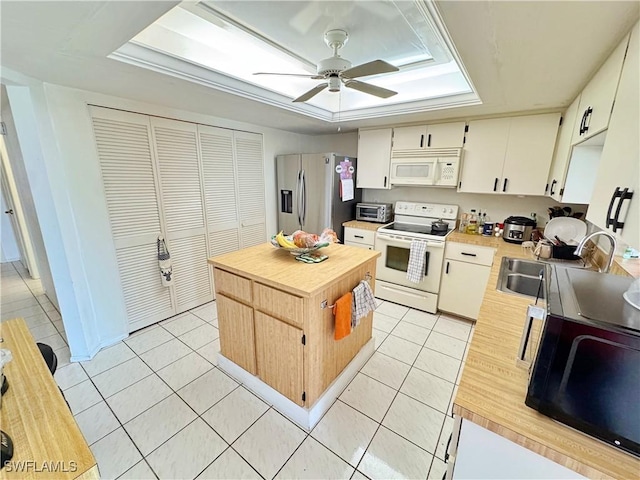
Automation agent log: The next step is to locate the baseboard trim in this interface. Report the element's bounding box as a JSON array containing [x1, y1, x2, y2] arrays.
[[217, 338, 375, 431]]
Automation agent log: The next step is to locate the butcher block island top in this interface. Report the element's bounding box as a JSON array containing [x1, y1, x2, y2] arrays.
[[208, 242, 380, 430], [449, 233, 638, 479], [208, 242, 380, 297]]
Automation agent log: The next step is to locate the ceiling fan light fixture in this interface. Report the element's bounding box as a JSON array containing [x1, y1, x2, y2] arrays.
[[328, 76, 341, 92]]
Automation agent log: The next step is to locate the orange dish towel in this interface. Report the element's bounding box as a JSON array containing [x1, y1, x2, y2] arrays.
[[333, 292, 353, 341]]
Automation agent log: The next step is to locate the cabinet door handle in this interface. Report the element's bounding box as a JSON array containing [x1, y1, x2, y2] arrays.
[[445, 261, 450, 274], [579, 109, 587, 135], [550, 179, 557, 196], [427, 134, 432, 147], [493, 178, 499, 192], [461, 252, 477, 257], [383, 176, 387, 188], [354, 235, 364, 239], [420, 134, 424, 148], [583, 106, 593, 134], [612, 187, 634, 232], [503, 178, 508, 192], [606, 187, 620, 228]]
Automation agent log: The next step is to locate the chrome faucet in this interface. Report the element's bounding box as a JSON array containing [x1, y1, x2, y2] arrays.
[[574, 230, 617, 273]]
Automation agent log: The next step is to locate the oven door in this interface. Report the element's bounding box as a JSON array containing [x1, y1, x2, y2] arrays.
[[374, 233, 444, 293]]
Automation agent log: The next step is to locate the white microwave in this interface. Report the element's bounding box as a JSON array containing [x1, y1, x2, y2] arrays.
[[389, 148, 461, 187]]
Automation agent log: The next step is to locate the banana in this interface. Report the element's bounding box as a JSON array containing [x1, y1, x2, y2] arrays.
[[276, 231, 297, 249]]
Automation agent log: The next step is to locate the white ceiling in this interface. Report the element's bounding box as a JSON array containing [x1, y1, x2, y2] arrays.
[[1, 1, 638, 134]]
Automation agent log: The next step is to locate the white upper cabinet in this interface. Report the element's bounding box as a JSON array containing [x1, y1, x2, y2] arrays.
[[356, 128, 393, 189], [572, 31, 630, 143], [546, 95, 581, 200], [459, 113, 560, 195], [458, 118, 510, 193], [587, 21, 639, 248], [392, 122, 466, 151]]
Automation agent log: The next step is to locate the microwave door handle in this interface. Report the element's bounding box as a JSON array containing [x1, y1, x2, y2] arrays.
[[432, 159, 437, 185]]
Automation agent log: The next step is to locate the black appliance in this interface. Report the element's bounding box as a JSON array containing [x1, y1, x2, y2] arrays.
[[503, 216, 536, 244], [526, 266, 640, 457]]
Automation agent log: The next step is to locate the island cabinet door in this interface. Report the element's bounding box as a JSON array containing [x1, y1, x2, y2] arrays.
[[217, 294, 257, 375], [254, 311, 305, 406]]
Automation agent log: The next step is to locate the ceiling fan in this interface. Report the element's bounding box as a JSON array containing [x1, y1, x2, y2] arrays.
[[254, 29, 399, 103]]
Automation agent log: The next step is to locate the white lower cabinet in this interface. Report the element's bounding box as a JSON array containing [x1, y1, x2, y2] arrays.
[[344, 226, 376, 250], [447, 419, 585, 479], [439, 242, 494, 320]]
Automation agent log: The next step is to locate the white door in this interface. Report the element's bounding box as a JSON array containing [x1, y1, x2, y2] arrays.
[[392, 125, 428, 150], [199, 125, 241, 258], [151, 117, 213, 313], [426, 122, 466, 148], [587, 21, 639, 247], [234, 131, 266, 247], [439, 260, 489, 320], [356, 129, 392, 189], [573, 32, 629, 143], [501, 113, 560, 196], [91, 107, 175, 332], [459, 118, 510, 193], [547, 95, 581, 200]]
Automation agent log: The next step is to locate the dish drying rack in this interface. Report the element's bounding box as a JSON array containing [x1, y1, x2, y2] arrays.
[[521, 241, 595, 269]]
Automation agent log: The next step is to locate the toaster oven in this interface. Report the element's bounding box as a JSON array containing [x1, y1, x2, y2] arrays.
[[355, 203, 393, 223]]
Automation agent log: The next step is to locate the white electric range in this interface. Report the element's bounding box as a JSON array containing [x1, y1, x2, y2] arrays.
[[375, 201, 459, 313]]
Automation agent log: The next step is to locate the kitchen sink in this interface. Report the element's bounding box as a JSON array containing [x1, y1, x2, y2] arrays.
[[497, 257, 548, 300], [506, 259, 547, 277], [505, 274, 545, 298]]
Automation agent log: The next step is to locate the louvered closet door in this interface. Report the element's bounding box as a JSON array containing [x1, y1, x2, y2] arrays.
[[90, 107, 175, 332], [198, 125, 241, 259], [150, 117, 213, 313], [234, 131, 266, 247]]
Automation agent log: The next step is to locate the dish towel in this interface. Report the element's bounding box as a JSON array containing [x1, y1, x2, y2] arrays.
[[352, 280, 377, 328], [407, 239, 428, 283], [333, 292, 353, 341]]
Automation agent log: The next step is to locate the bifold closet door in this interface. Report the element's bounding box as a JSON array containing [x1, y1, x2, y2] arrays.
[[198, 125, 241, 258], [150, 117, 213, 313], [90, 107, 175, 332], [234, 131, 266, 247]]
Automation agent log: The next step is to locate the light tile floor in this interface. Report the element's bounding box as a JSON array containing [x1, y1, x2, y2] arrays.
[[1, 260, 475, 479]]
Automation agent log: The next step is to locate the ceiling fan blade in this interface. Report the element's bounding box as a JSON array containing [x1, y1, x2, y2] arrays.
[[253, 72, 323, 79], [344, 80, 397, 99], [293, 83, 328, 102], [341, 60, 399, 79]]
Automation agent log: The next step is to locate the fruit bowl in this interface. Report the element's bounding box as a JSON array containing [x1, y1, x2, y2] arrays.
[[270, 237, 329, 256]]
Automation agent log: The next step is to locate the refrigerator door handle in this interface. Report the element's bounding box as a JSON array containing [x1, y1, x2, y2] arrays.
[[296, 170, 303, 227], [301, 169, 307, 227]]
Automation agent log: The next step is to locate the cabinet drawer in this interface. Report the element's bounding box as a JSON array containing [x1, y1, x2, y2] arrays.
[[445, 242, 495, 266], [344, 227, 376, 246], [344, 241, 374, 250], [254, 283, 304, 328], [214, 269, 252, 304]]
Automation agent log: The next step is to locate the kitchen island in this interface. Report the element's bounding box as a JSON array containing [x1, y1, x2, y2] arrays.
[[207, 242, 380, 430], [449, 232, 638, 479]]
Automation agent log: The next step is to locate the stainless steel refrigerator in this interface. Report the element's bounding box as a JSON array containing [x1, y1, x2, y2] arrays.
[[277, 153, 361, 239]]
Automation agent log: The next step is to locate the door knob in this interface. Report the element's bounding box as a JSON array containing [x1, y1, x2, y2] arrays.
[[4, 209, 13, 215]]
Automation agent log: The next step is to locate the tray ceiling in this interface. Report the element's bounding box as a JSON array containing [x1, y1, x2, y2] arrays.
[[111, 0, 479, 122]]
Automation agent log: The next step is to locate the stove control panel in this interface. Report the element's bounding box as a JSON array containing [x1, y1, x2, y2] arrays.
[[394, 201, 459, 220]]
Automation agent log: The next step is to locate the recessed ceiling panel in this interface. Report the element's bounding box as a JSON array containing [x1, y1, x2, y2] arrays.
[[111, 0, 480, 121]]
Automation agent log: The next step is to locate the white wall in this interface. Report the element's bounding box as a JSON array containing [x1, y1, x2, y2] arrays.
[[363, 186, 586, 227]]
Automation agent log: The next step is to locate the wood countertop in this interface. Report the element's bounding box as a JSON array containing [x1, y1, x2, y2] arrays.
[[208, 243, 380, 297], [450, 234, 639, 478], [0, 319, 98, 480], [342, 220, 387, 232]]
